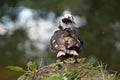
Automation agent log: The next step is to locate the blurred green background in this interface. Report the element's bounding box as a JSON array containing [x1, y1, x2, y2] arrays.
[[0, 0, 120, 80]]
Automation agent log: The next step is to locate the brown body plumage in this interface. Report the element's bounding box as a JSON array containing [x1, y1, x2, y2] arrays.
[[50, 28, 83, 58]]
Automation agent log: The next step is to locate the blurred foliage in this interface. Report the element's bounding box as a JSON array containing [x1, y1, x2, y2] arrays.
[[23, 0, 90, 16], [0, 0, 22, 21], [0, 28, 28, 66], [0, 0, 120, 80]]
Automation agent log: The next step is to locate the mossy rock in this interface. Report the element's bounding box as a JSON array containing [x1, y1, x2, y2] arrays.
[[33, 58, 119, 80]]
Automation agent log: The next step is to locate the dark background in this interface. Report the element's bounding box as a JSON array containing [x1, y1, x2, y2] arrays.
[[0, 0, 120, 80]]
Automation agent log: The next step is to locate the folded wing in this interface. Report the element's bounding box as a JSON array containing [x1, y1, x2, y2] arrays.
[[50, 28, 83, 57]]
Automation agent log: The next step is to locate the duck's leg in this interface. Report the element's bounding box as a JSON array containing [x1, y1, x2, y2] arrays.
[[69, 50, 79, 63], [74, 56, 79, 63]]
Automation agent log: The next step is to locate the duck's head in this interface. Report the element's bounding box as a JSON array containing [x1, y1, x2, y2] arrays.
[[59, 13, 75, 29]]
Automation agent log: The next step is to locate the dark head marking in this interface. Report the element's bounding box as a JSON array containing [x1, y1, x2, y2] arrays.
[[58, 25, 63, 30], [62, 18, 73, 24]]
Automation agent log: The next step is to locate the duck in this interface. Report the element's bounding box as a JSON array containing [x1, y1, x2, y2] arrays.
[[50, 13, 83, 62]]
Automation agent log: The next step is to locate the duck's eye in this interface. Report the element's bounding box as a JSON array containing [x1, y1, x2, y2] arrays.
[[68, 16, 70, 19]]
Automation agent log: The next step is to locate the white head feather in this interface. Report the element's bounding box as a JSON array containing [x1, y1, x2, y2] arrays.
[[58, 12, 75, 29]]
